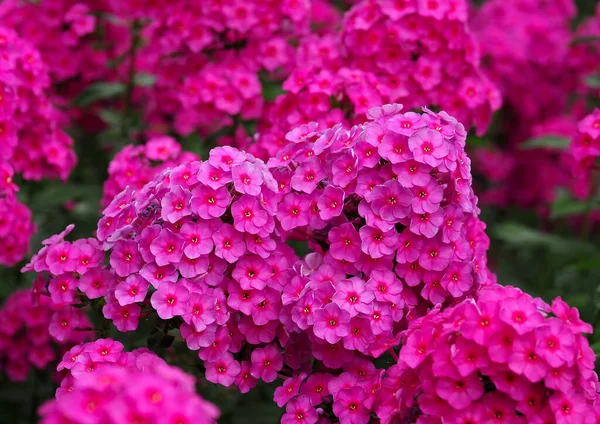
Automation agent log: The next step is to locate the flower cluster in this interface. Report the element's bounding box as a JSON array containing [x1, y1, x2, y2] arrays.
[[26, 148, 300, 392], [2, 0, 312, 140], [261, 105, 493, 422], [0, 0, 106, 88], [569, 109, 600, 197], [473, 115, 580, 211], [251, 0, 500, 159], [472, 0, 578, 121], [0, 25, 76, 264], [469, 0, 600, 211], [0, 26, 76, 183], [0, 196, 36, 266], [102, 136, 198, 207], [106, 0, 311, 138], [39, 340, 219, 424], [378, 284, 598, 423], [21, 225, 101, 343], [340, 0, 500, 131], [0, 288, 90, 382]]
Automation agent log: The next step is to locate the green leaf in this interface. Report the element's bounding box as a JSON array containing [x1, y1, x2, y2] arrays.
[[567, 256, 600, 271], [467, 136, 490, 148], [242, 120, 257, 137], [259, 71, 284, 101], [180, 132, 212, 159], [98, 109, 122, 126], [492, 222, 598, 256], [591, 341, 600, 356], [288, 240, 310, 258], [262, 82, 284, 101], [520, 136, 570, 150], [585, 75, 600, 88], [28, 183, 103, 212], [134, 73, 157, 87], [550, 190, 599, 220], [571, 35, 600, 46], [73, 82, 126, 106]]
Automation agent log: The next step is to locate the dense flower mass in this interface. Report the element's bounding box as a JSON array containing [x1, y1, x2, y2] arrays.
[[0, 287, 91, 382], [251, 104, 491, 422], [0, 196, 36, 266], [26, 147, 300, 392], [39, 340, 219, 424], [470, 0, 600, 211], [0, 0, 108, 92], [25, 106, 495, 422], [3, 1, 598, 420], [1, 0, 313, 140], [474, 116, 580, 211], [251, 0, 501, 159], [378, 284, 599, 423], [340, 0, 500, 132], [124, 0, 312, 138], [0, 25, 76, 264], [0, 26, 76, 183], [472, 0, 579, 121], [102, 136, 198, 207]]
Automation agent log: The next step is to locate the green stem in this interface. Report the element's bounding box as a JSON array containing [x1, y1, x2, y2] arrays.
[[29, 370, 39, 424], [580, 205, 593, 240], [580, 173, 599, 240]]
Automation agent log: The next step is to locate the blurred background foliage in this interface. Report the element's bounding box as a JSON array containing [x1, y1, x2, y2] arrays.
[[1, 0, 600, 423]]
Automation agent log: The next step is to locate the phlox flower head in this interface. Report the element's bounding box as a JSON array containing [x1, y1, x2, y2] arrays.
[[383, 284, 598, 424], [254, 105, 495, 423], [40, 341, 219, 424], [0, 288, 91, 382], [0, 26, 76, 265], [0, 196, 36, 266], [101, 137, 199, 208], [271, 105, 490, 366], [250, 0, 500, 160], [25, 147, 298, 394]]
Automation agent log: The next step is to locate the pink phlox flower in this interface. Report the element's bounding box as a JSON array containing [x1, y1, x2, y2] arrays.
[[332, 277, 375, 316], [370, 180, 412, 222], [191, 185, 231, 219], [161, 185, 192, 223], [329, 222, 362, 262], [231, 195, 269, 234], [313, 302, 351, 344], [212, 224, 245, 263], [359, 225, 399, 258], [250, 344, 284, 383], [149, 229, 185, 266], [150, 282, 189, 320], [509, 335, 549, 383], [232, 162, 263, 196], [408, 128, 449, 167]]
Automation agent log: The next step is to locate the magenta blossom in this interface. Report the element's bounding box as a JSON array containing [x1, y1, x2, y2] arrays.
[[329, 223, 362, 262], [40, 342, 219, 424], [231, 195, 269, 234], [232, 162, 264, 196], [408, 129, 449, 167], [150, 282, 189, 319], [313, 303, 351, 344], [385, 285, 598, 423]]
